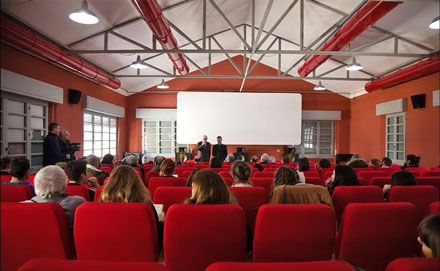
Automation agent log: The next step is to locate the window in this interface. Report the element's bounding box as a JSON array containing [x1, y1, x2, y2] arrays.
[[0, 93, 48, 172], [385, 113, 405, 164], [83, 111, 117, 158], [295, 120, 334, 158], [142, 120, 187, 157]]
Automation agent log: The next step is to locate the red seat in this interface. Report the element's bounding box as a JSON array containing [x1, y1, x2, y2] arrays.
[[65, 185, 91, 201], [336, 202, 419, 271], [1, 175, 12, 183], [253, 171, 274, 178], [320, 167, 334, 177], [174, 167, 191, 177], [388, 186, 439, 220], [181, 170, 195, 179], [358, 177, 369, 186], [406, 168, 428, 175], [229, 187, 268, 233], [1, 203, 74, 271], [93, 186, 104, 202], [222, 177, 234, 186], [263, 168, 276, 172], [74, 202, 158, 261], [132, 167, 143, 180], [219, 171, 231, 178], [18, 259, 169, 271], [206, 261, 355, 271], [358, 171, 389, 182], [153, 187, 192, 213], [164, 204, 246, 271], [1, 185, 33, 202], [249, 178, 273, 194], [331, 186, 384, 227], [416, 176, 440, 189], [370, 177, 392, 188], [208, 168, 224, 173], [195, 164, 209, 169], [377, 167, 400, 176], [100, 166, 112, 175], [144, 170, 160, 187], [427, 201, 440, 216], [148, 177, 186, 198], [26, 175, 36, 186], [253, 204, 336, 262], [302, 171, 320, 178], [385, 257, 440, 271], [321, 170, 333, 181], [424, 171, 440, 177], [305, 177, 325, 186], [353, 167, 374, 175]]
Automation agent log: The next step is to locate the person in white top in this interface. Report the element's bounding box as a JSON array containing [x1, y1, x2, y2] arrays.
[[230, 161, 253, 187]]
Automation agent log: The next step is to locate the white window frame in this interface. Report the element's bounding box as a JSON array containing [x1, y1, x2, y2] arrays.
[[142, 119, 187, 158], [295, 120, 334, 158], [83, 111, 117, 158], [385, 112, 406, 165]]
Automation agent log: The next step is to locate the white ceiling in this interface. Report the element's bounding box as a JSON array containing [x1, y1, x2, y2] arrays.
[[1, 0, 439, 97]]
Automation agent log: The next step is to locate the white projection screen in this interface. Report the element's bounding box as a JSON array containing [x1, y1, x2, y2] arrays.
[[177, 92, 302, 145]]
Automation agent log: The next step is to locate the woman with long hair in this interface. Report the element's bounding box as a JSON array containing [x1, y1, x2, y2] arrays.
[[185, 169, 235, 204]]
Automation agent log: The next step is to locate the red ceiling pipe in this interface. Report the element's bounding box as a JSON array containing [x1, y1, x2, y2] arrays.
[[298, 1, 401, 77], [365, 56, 440, 92], [131, 0, 190, 75], [0, 16, 121, 89]]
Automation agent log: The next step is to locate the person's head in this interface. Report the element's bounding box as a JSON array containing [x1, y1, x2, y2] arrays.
[[185, 169, 234, 204], [298, 157, 310, 171], [381, 157, 392, 167], [230, 161, 251, 183], [225, 154, 235, 163], [10, 157, 30, 181], [126, 155, 138, 166], [142, 154, 152, 164], [332, 165, 360, 187], [154, 156, 166, 166], [186, 168, 201, 187], [210, 157, 222, 168], [391, 171, 416, 186], [65, 160, 88, 184], [282, 156, 290, 164], [254, 163, 264, 172], [202, 135, 208, 142], [369, 158, 381, 166], [101, 165, 151, 203], [34, 165, 67, 199], [319, 159, 331, 169], [101, 154, 114, 165], [261, 153, 270, 163], [160, 159, 175, 177], [217, 136, 222, 144], [59, 129, 70, 141], [407, 154, 421, 167], [272, 166, 299, 189], [86, 154, 101, 169], [346, 158, 368, 168], [1, 157, 11, 171], [417, 214, 440, 258], [48, 122, 60, 136], [250, 156, 258, 163]]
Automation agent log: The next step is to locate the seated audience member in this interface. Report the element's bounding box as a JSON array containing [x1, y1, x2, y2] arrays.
[[260, 153, 270, 164], [346, 158, 368, 168], [272, 166, 300, 190], [159, 159, 175, 177], [224, 154, 235, 163], [142, 154, 153, 164], [230, 161, 252, 187], [101, 153, 114, 166], [369, 158, 381, 166], [210, 157, 223, 168], [383, 170, 416, 197], [4, 157, 34, 193], [249, 156, 258, 163], [417, 214, 440, 258], [282, 155, 290, 164], [318, 159, 331, 169], [22, 165, 86, 229], [403, 154, 421, 169], [185, 169, 236, 204], [298, 157, 310, 171], [66, 160, 99, 200], [381, 157, 392, 168], [326, 165, 360, 195], [86, 154, 109, 186], [152, 156, 166, 171], [0, 157, 11, 175], [253, 163, 264, 172], [185, 168, 200, 187], [127, 155, 144, 176]]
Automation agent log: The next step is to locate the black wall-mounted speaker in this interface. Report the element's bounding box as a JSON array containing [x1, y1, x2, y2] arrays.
[[410, 94, 426, 109], [68, 89, 82, 104]]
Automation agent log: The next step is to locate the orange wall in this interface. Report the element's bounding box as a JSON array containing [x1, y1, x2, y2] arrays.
[[127, 57, 351, 160], [350, 73, 440, 169], [1, 45, 128, 159]]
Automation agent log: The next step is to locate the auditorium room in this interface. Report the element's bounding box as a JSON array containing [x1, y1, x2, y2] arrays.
[[1, 0, 439, 270]]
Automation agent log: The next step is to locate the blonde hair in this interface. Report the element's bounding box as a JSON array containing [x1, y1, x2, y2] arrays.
[[100, 165, 151, 203], [160, 159, 175, 177], [185, 169, 235, 204]]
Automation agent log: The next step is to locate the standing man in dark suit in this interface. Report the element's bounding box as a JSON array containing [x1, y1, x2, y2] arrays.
[[43, 122, 66, 166], [196, 135, 211, 162], [212, 136, 228, 162]]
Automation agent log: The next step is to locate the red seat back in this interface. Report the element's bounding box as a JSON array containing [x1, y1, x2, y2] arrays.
[[219, 171, 231, 178], [222, 177, 234, 186], [336, 203, 419, 271], [100, 166, 112, 175], [263, 168, 276, 172], [174, 167, 191, 176], [65, 185, 91, 201], [206, 261, 355, 271], [164, 204, 246, 271], [385, 257, 440, 271], [377, 167, 400, 176], [1, 185, 33, 202], [93, 186, 104, 202], [424, 171, 440, 177], [153, 187, 192, 213], [26, 175, 36, 186], [253, 204, 336, 262], [148, 177, 186, 198], [249, 178, 273, 194], [427, 201, 440, 216], [358, 171, 389, 182], [181, 171, 194, 179], [353, 167, 374, 175], [132, 167, 143, 180], [229, 187, 268, 233], [144, 171, 161, 186], [254, 171, 274, 178], [1, 175, 12, 183], [370, 177, 392, 188], [305, 177, 325, 186], [74, 202, 158, 261], [416, 177, 440, 189], [321, 170, 333, 181], [302, 171, 320, 178], [332, 186, 384, 227], [1, 203, 74, 271], [388, 186, 439, 220]]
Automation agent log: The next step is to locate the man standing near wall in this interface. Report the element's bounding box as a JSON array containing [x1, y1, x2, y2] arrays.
[[212, 136, 228, 162], [43, 122, 66, 166], [196, 135, 211, 162]]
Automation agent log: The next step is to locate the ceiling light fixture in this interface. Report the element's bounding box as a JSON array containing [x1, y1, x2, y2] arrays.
[[429, 16, 440, 29], [157, 79, 169, 89], [345, 57, 363, 71], [130, 55, 147, 69], [69, 0, 99, 25], [313, 81, 326, 91]]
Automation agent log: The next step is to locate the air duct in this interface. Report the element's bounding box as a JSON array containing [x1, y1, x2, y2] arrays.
[[365, 56, 440, 92], [0, 16, 121, 89], [132, 0, 190, 75], [298, 1, 401, 77]]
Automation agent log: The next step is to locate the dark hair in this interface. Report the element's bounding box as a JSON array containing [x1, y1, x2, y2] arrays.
[[230, 161, 251, 182], [418, 214, 440, 258], [250, 156, 258, 163], [253, 164, 264, 172], [282, 156, 290, 164], [407, 154, 421, 167], [298, 157, 310, 171], [370, 158, 381, 166], [10, 158, 30, 179], [391, 171, 416, 186], [48, 122, 59, 132], [331, 165, 360, 193], [217, 136, 222, 139], [186, 168, 200, 187], [154, 156, 166, 166], [319, 159, 331, 169], [1, 157, 11, 170], [66, 160, 87, 181], [381, 157, 392, 167], [101, 154, 114, 165], [272, 166, 299, 189], [210, 157, 222, 168], [346, 158, 368, 168]]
